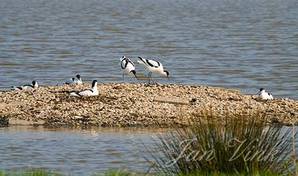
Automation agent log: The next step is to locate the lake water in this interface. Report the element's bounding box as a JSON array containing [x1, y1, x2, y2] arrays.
[[0, 126, 297, 175], [0, 126, 165, 175], [0, 0, 297, 99]]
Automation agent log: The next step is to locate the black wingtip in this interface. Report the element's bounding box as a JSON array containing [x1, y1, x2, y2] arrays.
[[130, 70, 137, 78], [164, 70, 170, 77]]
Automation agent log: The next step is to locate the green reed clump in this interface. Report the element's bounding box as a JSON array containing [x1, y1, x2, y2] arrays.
[[149, 110, 296, 175], [177, 170, 281, 176]]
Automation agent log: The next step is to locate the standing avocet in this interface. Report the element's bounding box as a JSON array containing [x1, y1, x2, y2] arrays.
[[137, 56, 169, 83], [120, 56, 137, 81]]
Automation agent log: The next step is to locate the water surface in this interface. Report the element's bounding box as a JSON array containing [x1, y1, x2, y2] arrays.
[[0, 0, 297, 98], [0, 126, 297, 175], [0, 126, 165, 175]]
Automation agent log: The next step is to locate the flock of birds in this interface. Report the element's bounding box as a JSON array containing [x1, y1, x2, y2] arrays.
[[10, 56, 274, 100]]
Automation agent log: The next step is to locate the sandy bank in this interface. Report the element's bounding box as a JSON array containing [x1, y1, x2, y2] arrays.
[[0, 83, 297, 127]]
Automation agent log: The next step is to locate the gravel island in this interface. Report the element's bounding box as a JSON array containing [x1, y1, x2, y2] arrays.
[[0, 83, 297, 127]]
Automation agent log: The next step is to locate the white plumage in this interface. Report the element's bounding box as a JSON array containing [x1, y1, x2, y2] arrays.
[[65, 74, 82, 85], [120, 56, 137, 80], [13, 80, 39, 91], [137, 57, 169, 83], [70, 80, 99, 97], [258, 88, 273, 100], [73, 74, 83, 85]]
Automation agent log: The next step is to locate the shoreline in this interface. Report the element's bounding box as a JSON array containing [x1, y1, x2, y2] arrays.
[[0, 83, 297, 128]]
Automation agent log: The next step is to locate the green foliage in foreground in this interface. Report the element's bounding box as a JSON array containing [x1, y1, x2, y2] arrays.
[[177, 171, 281, 176], [94, 170, 139, 176], [0, 170, 139, 176], [148, 110, 296, 175], [0, 169, 62, 176]]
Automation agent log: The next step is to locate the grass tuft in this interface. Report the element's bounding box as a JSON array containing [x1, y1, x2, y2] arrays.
[[0, 169, 62, 176], [93, 169, 140, 176], [148, 110, 295, 175]]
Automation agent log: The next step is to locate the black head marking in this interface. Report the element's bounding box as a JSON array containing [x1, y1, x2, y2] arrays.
[[92, 80, 97, 87], [76, 74, 81, 79], [32, 80, 37, 85], [259, 88, 264, 91]]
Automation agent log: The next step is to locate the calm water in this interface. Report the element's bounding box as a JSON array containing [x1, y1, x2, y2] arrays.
[[0, 0, 297, 98], [0, 126, 164, 175], [0, 126, 296, 175]]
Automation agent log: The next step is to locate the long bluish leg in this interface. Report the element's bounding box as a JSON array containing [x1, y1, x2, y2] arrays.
[[148, 72, 152, 84], [122, 73, 124, 82]]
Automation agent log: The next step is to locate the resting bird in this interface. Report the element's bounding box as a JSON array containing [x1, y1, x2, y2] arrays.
[[69, 80, 99, 97], [12, 80, 39, 91], [65, 74, 82, 85], [73, 74, 83, 85], [65, 78, 76, 85], [258, 88, 273, 100]]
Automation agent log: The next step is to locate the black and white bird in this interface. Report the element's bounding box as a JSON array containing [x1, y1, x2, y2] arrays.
[[65, 74, 82, 85], [12, 80, 39, 91], [65, 78, 76, 85], [73, 74, 83, 85], [137, 56, 169, 83], [69, 80, 99, 97], [258, 88, 273, 100], [120, 56, 137, 81]]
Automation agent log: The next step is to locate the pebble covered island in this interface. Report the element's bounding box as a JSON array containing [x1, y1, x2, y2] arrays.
[[0, 83, 297, 127]]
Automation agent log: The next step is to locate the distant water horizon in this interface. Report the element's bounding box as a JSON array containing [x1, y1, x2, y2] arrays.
[[0, 0, 297, 99]]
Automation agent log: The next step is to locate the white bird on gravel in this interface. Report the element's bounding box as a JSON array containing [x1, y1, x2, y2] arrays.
[[137, 56, 169, 83], [120, 56, 137, 81], [65, 74, 82, 85], [258, 88, 273, 100], [12, 80, 39, 91], [73, 74, 83, 85], [65, 78, 76, 85], [70, 80, 98, 97], [64, 74, 83, 85]]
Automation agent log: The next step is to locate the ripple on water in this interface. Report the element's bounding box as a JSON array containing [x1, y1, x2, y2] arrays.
[[0, 126, 168, 175]]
